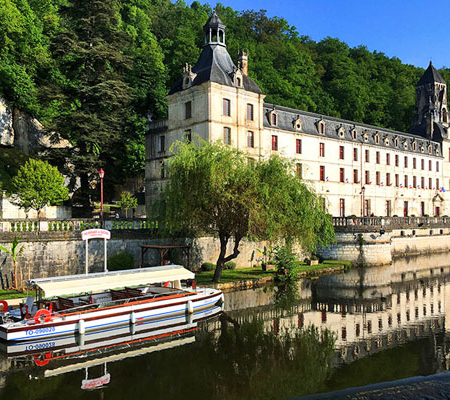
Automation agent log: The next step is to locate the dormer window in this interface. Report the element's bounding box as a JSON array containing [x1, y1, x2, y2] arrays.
[[363, 133, 369, 142], [412, 141, 417, 151], [271, 112, 277, 126], [394, 137, 399, 147], [384, 137, 390, 146], [317, 120, 325, 134], [293, 116, 302, 131], [232, 67, 244, 88], [403, 141, 408, 150], [352, 128, 357, 140], [236, 77, 241, 86], [436, 146, 440, 156], [443, 108, 448, 123], [374, 133, 380, 144], [182, 63, 197, 90], [337, 127, 345, 138]]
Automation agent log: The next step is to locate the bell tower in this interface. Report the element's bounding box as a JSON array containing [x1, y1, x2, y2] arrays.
[[411, 61, 448, 140]]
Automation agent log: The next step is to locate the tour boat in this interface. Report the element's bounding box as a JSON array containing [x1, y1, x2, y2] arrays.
[[0, 265, 224, 342]]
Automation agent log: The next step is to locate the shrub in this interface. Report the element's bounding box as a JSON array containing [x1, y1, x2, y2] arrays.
[[201, 262, 215, 271], [273, 245, 299, 281], [108, 252, 135, 271], [224, 261, 236, 270]]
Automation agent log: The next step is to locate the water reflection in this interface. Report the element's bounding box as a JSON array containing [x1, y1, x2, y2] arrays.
[[1, 254, 450, 399]]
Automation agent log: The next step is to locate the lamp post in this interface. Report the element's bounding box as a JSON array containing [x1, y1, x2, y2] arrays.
[[361, 186, 366, 217], [99, 168, 105, 220]]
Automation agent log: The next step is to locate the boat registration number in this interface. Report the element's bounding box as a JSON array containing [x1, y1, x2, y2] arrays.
[[25, 342, 56, 351], [26, 327, 56, 336]]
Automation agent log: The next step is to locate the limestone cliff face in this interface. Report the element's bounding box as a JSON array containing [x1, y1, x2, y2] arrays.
[[0, 97, 69, 154]]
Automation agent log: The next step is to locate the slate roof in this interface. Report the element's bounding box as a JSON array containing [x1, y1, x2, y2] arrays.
[[204, 10, 225, 30], [417, 62, 446, 86], [169, 44, 262, 95], [264, 102, 443, 157]]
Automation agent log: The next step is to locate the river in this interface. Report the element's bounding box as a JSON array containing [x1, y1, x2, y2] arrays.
[[1, 253, 450, 399]]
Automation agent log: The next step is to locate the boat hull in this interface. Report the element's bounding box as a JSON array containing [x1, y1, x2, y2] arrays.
[[0, 288, 223, 342]]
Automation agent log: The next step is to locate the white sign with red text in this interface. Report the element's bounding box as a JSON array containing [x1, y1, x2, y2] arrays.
[[82, 229, 111, 241], [81, 373, 111, 390]]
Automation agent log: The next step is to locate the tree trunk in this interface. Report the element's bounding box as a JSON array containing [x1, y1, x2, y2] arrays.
[[13, 260, 17, 289], [80, 173, 91, 212], [212, 233, 242, 283]]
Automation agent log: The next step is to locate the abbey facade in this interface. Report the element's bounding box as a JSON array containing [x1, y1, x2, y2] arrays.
[[146, 12, 450, 218]]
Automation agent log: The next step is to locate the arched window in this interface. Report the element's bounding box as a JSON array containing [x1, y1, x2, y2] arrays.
[[271, 113, 277, 126]]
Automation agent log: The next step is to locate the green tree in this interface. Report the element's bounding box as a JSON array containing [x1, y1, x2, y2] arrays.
[[11, 159, 69, 218], [45, 0, 133, 207], [118, 191, 137, 218], [0, 237, 24, 289], [155, 139, 335, 282]]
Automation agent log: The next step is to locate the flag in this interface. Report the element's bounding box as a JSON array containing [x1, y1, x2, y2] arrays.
[[381, 182, 384, 187], [443, 187, 446, 193], [326, 176, 329, 182]]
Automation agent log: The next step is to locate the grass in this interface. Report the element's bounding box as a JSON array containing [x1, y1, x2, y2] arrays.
[[0, 289, 32, 300], [195, 266, 275, 284], [195, 260, 352, 284]]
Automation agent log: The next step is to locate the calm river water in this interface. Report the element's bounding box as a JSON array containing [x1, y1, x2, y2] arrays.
[[2, 253, 450, 399]]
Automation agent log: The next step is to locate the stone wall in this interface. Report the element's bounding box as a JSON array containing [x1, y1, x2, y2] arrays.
[[0, 234, 279, 283], [318, 227, 450, 267]]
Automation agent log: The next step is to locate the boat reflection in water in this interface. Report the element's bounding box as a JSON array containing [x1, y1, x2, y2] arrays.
[[0, 302, 222, 390]]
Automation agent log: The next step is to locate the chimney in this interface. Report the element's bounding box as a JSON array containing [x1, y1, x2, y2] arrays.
[[239, 50, 248, 75]]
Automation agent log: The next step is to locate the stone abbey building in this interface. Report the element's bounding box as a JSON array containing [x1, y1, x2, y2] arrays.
[[146, 11, 450, 218]]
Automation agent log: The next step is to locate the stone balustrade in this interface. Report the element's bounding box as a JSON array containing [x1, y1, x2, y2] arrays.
[[0, 218, 157, 233], [332, 216, 450, 231]]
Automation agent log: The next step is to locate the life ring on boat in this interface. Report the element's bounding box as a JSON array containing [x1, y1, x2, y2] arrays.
[[34, 309, 52, 324], [33, 352, 52, 367], [0, 300, 8, 312], [164, 281, 171, 288]]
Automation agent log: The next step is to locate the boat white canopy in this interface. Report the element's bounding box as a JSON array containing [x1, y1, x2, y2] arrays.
[[27, 265, 195, 298]]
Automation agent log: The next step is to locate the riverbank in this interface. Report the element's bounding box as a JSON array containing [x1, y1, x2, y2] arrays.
[[198, 261, 350, 292]]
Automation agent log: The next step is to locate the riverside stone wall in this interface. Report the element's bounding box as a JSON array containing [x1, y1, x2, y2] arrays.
[[0, 234, 276, 283], [318, 228, 450, 267]]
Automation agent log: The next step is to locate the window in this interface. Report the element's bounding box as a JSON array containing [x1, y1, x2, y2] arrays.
[[223, 98, 231, 116], [436, 161, 440, 172], [271, 113, 277, 125], [376, 151, 380, 164], [386, 200, 392, 217], [318, 121, 325, 134], [160, 162, 165, 179], [413, 158, 416, 169], [395, 154, 399, 167], [375, 134, 380, 144], [413, 176, 417, 188], [376, 171, 380, 185], [421, 177, 425, 189], [386, 153, 390, 165], [353, 148, 358, 161], [353, 169, 358, 183], [404, 175, 408, 188], [296, 163, 302, 178], [272, 135, 278, 151], [247, 103, 254, 121], [437, 178, 440, 190], [247, 131, 254, 148], [364, 199, 371, 217], [404, 156, 408, 168], [185, 101, 192, 119], [365, 149, 370, 162], [429, 177, 432, 189], [340, 168, 345, 183], [320, 166, 325, 181], [429, 160, 432, 171], [395, 174, 399, 187], [319, 142, 325, 157], [339, 146, 344, 160], [421, 159, 424, 170], [296, 139, 302, 154], [223, 127, 231, 145], [184, 129, 192, 143], [159, 135, 165, 153], [386, 173, 391, 186], [365, 170, 370, 184], [339, 199, 345, 217]]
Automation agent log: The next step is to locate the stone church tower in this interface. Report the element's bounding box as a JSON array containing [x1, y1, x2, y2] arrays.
[[411, 61, 449, 141]]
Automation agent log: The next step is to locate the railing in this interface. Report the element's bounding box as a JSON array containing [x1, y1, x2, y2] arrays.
[[332, 216, 450, 230], [0, 218, 158, 233], [146, 119, 168, 132]]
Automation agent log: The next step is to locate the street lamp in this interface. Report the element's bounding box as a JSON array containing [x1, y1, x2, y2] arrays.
[[361, 186, 366, 217], [99, 168, 105, 219]]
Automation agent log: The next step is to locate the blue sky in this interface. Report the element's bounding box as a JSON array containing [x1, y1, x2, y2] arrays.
[[210, 0, 449, 69]]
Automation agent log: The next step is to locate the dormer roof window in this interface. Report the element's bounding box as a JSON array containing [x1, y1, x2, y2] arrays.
[[182, 63, 197, 90], [317, 119, 325, 134]]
